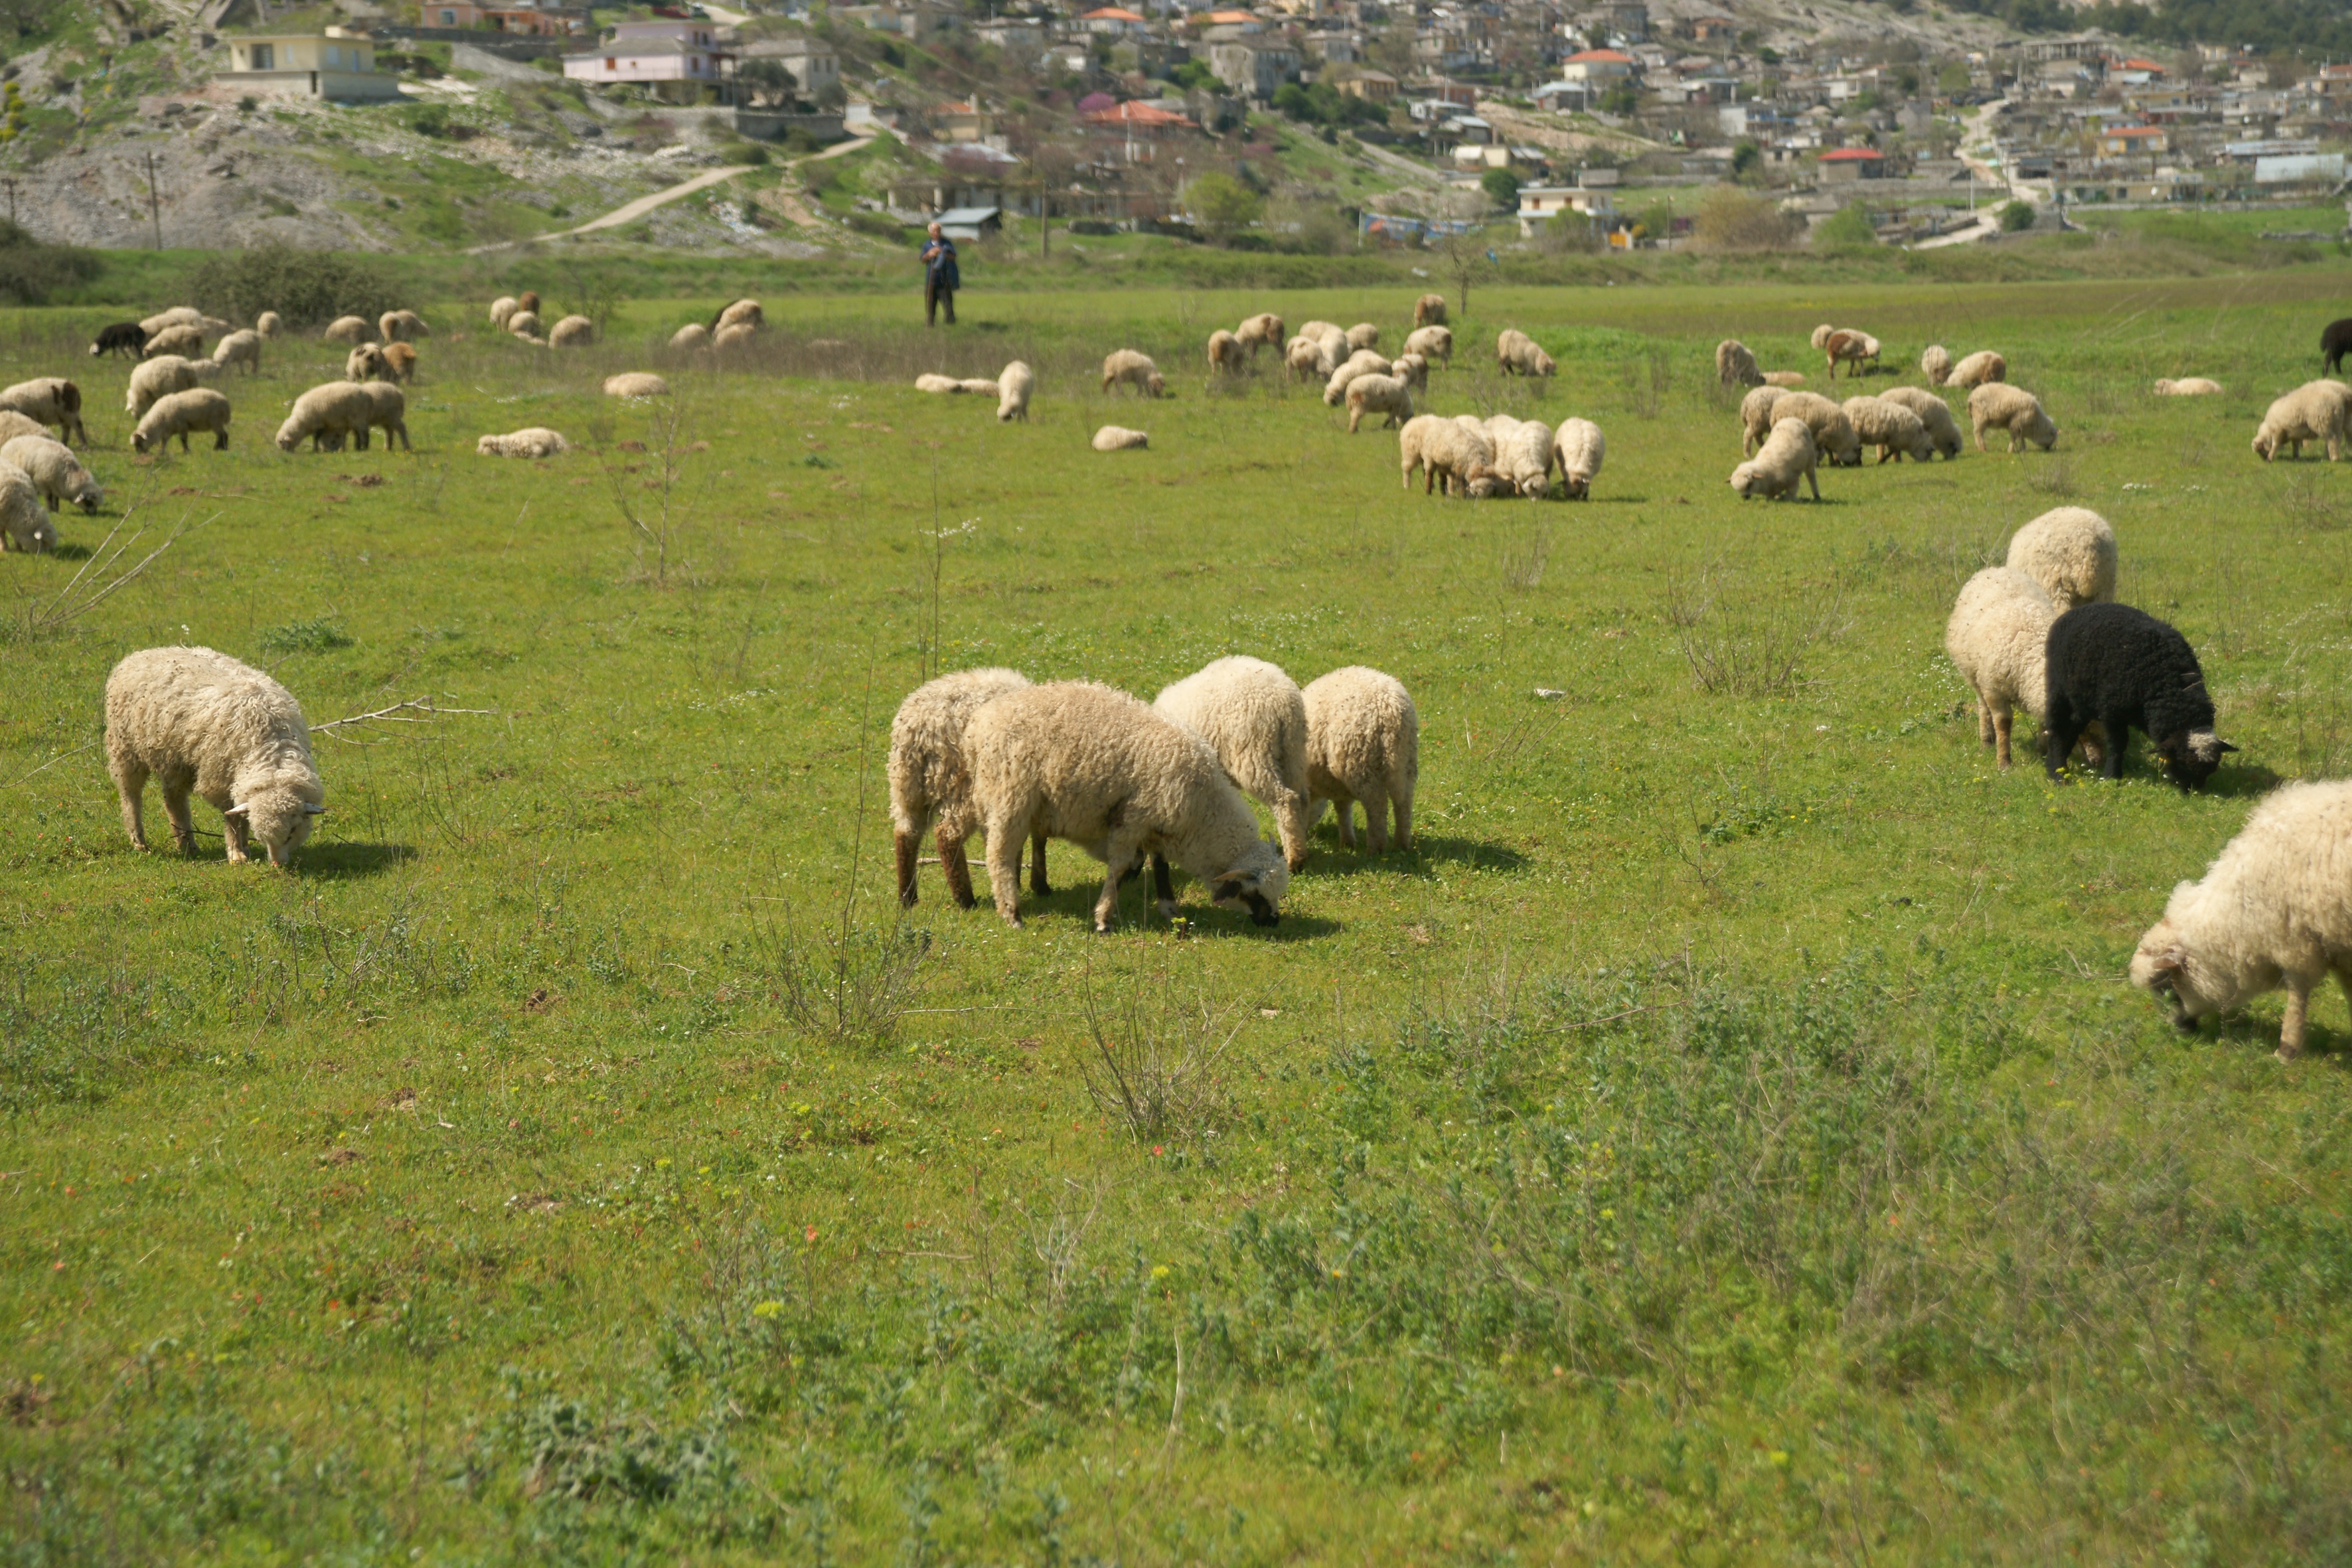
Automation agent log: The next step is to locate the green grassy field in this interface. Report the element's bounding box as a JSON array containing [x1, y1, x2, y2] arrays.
[[5, 273, 2352, 1563]]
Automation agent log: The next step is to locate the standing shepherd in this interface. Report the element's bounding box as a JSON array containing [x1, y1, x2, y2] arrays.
[[921, 220, 959, 327]]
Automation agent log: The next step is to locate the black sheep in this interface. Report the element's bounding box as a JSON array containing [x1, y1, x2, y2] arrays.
[[88, 322, 147, 359], [2325, 317, 2352, 376], [2043, 602, 2235, 789]]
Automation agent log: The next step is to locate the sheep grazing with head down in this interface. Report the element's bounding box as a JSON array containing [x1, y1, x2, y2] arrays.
[[345, 343, 388, 382], [1730, 416, 1820, 501], [105, 646, 325, 868], [1969, 383, 2057, 453], [91, 323, 147, 358], [603, 372, 670, 399], [965, 681, 1291, 931], [956, 378, 998, 396], [1403, 324, 1452, 366], [1092, 425, 1148, 451], [1947, 351, 2007, 388], [489, 297, 520, 330], [1921, 345, 1953, 386], [1761, 370, 1807, 388], [1739, 384, 1788, 454], [890, 667, 1042, 909], [139, 307, 203, 337], [715, 299, 763, 332], [323, 315, 375, 346], [354, 382, 410, 451], [1877, 386, 1964, 458], [142, 324, 205, 360], [477, 428, 568, 459], [1413, 293, 1447, 327], [382, 343, 418, 384], [1324, 349, 1391, 406], [1101, 350, 1164, 398], [1716, 339, 1764, 388], [670, 323, 711, 351], [1767, 390, 1863, 466], [549, 315, 595, 349], [125, 356, 217, 418], [2154, 377, 2223, 396], [2132, 780, 2352, 1061], [1154, 655, 1313, 872], [1389, 353, 1428, 394], [255, 311, 282, 339], [1346, 323, 1381, 352], [1235, 312, 1285, 358], [1823, 329, 1880, 380], [0, 461, 56, 552], [997, 361, 1034, 422], [1497, 328, 1555, 377], [0, 378, 89, 446], [1285, 337, 1331, 382], [1946, 566, 2067, 769], [1345, 373, 1413, 433], [211, 330, 262, 376], [1486, 415, 1557, 497], [1555, 417, 1605, 500], [0, 435, 102, 513], [2005, 506, 2116, 611], [274, 383, 371, 453], [2252, 381, 2350, 462], [1207, 329, 1245, 374], [133, 389, 232, 455], [379, 310, 430, 343], [506, 311, 544, 343], [915, 374, 959, 394], [2043, 601, 2233, 789], [1302, 666, 1417, 854], [1298, 321, 1350, 360], [1842, 395, 1936, 463], [0, 411, 40, 445]]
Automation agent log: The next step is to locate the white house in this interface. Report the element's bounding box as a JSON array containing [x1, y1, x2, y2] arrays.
[[564, 20, 729, 99], [219, 27, 402, 101], [1518, 184, 1614, 234]]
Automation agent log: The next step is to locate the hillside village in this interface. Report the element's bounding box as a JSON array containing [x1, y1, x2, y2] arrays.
[[3, 0, 2347, 258]]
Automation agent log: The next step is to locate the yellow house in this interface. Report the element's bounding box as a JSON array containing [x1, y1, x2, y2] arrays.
[[220, 28, 404, 101]]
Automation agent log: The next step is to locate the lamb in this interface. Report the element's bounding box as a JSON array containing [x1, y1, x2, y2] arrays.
[[2325, 318, 2352, 376], [354, 382, 410, 451], [2252, 382, 2348, 462], [1489, 416, 1557, 496], [1769, 390, 1863, 466], [142, 323, 205, 360], [1739, 384, 1788, 454], [603, 372, 670, 399], [490, 296, 520, 329], [1945, 566, 2063, 769], [1842, 394, 1935, 463], [1497, 328, 1555, 377], [889, 667, 1042, 909], [1207, 329, 1245, 374], [956, 378, 999, 396], [345, 344, 388, 382], [715, 299, 763, 331], [127, 356, 214, 418], [1824, 329, 1880, 380], [476, 428, 569, 459], [2005, 506, 2116, 611], [996, 360, 1034, 422], [1921, 345, 1953, 386], [1969, 383, 2057, 453], [1302, 666, 1417, 854], [131, 388, 232, 455], [1729, 416, 1820, 501], [1153, 655, 1313, 871], [2130, 781, 2352, 1059], [1947, 350, 2006, 388], [272, 382, 371, 453], [1555, 417, 1604, 500], [1345, 373, 1413, 433], [1235, 312, 1285, 357], [549, 315, 595, 349], [1101, 350, 1164, 397], [0, 378, 88, 445], [1403, 324, 1452, 366], [378, 309, 430, 343], [104, 646, 326, 868], [1413, 293, 1448, 327], [1715, 339, 1763, 388], [382, 343, 418, 384], [90, 323, 147, 358], [0, 435, 102, 513], [139, 307, 204, 336], [712, 323, 756, 353], [506, 311, 544, 343], [323, 315, 376, 345], [2153, 378, 2223, 396], [670, 322, 712, 351], [1346, 323, 1380, 351], [255, 311, 282, 339], [1091, 426, 1149, 451], [211, 329, 262, 376], [1877, 386, 1964, 458], [0, 461, 56, 552], [1324, 349, 1391, 406], [2043, 601, 2232, 789], [965, 681, 1290, 931], [1389, 353, 1427, 394], [1285, 337, 1330, 381]]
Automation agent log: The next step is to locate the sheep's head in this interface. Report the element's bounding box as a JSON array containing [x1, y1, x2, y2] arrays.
[[2156, 727, 2235, 791], [72, 478, 102, 513], [1209, 843, 1289, 928], [226, 789, 326, 868], [2130, 905, 2238, 1026], [2024, 410, 2059, 450], [2252, 430, 2277, 463], [1146, 372, 1166, 397], [1729, 462, 1757, 498]]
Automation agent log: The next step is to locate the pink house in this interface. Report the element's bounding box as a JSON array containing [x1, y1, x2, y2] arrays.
[[564, 20, 730, 99]]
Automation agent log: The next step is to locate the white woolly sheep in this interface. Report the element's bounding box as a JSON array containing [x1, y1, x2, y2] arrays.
[[2131, 780, 2352, 1059], [212, 329, 262, 376], [139, 307, 204, 336], [1555, 417, 1605, 501], [1346, 372, 1413, 433], [274, 383, 370, 453], [0, 378, 89, 445], [255, 311, 282, 339], [1948, 350, 2007, 388], [2005, 506, 2117, 612], [549, 315, 595, 349], [379, 310, 430, 343], [2154, 377, 2223, 396], [1398, 414, 1445, 493], [670, 323, 712, 351], [323, 315, 375, 346], [354, 382, 410, 451], [1102, 350, 1164, 398], [1325, 349, 1392, 406], [126, 356, 214, 418], [716, 299, 763, 332], [0, 460, 56, 552], [1413, 294, 1447, 327], [0, 435, 102, 513], [1346, 323, 1380, 351], [1770, 390, 1863, 466], [1236, 312, 1285, 357], [1390, 353, 1427, 394], [1946, 566, 2063, 769], [105, 646, 325, 868], [997, 361, 1034, 422], [345, 344, 388, 382], [132, 388, 232, 455], [1761, 370, 1807, 388], [890, 666, 1040, 909], [1739, 384, 1788, 455], [477, 428, 569, 459], [1285, 337, 1330, 382], [965, 681, 1290, 931], [1208, 329, 1245, 374], [1730, 416, 1820, 501], [956, 378, 999, 396], [1092, 425, 1149, 451], [1403, 324, 1452, 366], [2252, 381, 2348, 462], [1497, 328, 1555, 378], [604, 372, 670, 399], [915, 374, 959, 394], [1154, 655, 1313, 871], [1877, 386, 1964, 458], [507, 311, 544, 342], [1415, 418, 1501, 498], [0, 411, 41, 445], [1298, 319, 1348, 354], [1488, 416, 1557, 497], [1842, 395, 1935, 463], [489, 296, 520, 330], [142, 323, 204, 360], [1970, 383, 2058, 454], [1302, 666, 1417, 854], [1810, 323, 1835, 351], [1921, 345, 1952, 386], [1716, 339, 1763, 388]]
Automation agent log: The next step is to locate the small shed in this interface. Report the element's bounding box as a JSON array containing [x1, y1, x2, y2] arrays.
[[934, 205, 1003, 239]]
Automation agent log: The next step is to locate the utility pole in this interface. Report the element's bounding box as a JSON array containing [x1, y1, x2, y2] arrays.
[[145, 149, 161, 249]]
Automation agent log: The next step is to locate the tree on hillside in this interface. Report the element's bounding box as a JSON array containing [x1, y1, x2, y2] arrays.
[[1186, 173, 1262, 244], [1480, 167, 1521, 212]]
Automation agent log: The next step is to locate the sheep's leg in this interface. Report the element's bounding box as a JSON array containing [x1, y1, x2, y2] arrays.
[[1332, 798, 1356, 850], [895, 826, 921, 907], [2044, 714, 2080, 780], [939, 824, 979, 910], [1094, 829, 1142, 931], [114, 763, 149, 850], [1028, 830, 1050, 896], [1993, 705, 2014, 768], [982, 816, 1025, 927], [2279, 974, 2311, 1061], [1974, 687, 1996, 746], [161, 788, 196, 856], [1150, 853, 1175, 918], [1804, 465, 1821, 501], [1361, 785, 1391, 853], [223, 811, 252, 865], [2097, 714, 2131, 779], [1392, 791, 1412, 851]]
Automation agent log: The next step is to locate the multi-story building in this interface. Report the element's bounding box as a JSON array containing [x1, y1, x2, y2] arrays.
[[564, 20, 729, 99], [220, 27, 403, 100]]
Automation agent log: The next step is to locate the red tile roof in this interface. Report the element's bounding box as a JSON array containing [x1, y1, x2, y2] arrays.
[[1820, 147, 1884, 160]]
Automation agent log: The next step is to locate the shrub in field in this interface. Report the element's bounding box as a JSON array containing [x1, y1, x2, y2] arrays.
[[0, 219, 99, 306], [1814, 202, 1881, 253], [1689, 186, 1801, 252], [186, 245, 400, 332], [2001, 198, 2037, 232]]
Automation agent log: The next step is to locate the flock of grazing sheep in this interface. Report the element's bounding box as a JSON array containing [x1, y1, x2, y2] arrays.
[[9, 289, 2352, 1065]]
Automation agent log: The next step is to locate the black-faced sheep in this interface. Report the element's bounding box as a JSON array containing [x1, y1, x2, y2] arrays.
[[1302, 665, 1417, 854], [2043, 601, 2233, 789], [104, 646, 325, 868], [90, 323, 147, 358], [890, 667, 1043, 909]]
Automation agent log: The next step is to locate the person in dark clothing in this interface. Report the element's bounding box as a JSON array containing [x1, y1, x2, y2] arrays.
[[921, 222, 959, 327]]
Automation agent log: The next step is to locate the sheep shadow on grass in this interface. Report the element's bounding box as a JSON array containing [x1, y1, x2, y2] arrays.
[[2197, 1009, 2351, 1064], [296, 842, 418, 880], [1012, 876, 1343, 939], [1304, 832, 1529, 880]]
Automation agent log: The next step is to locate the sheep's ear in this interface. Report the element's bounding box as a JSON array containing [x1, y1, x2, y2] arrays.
[[2148, 945, 2186, 977], [224, 802, 250, 819], [303, 804, 327, 815], [2218, 740, 2239, 754]]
